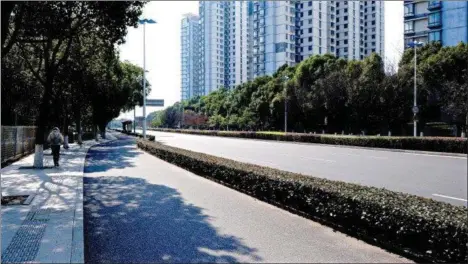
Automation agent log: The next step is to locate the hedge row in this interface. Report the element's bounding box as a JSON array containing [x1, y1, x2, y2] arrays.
[[149, 128, 468, 154], [137, 139, 467, 263], [114, 129, 156, 141]]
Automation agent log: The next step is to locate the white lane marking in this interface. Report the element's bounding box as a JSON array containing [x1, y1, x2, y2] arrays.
[[299, 156, 336, 163], [432, 194, 467, 202], [401, 152, 466, 159], [340, 153, 388, 160]]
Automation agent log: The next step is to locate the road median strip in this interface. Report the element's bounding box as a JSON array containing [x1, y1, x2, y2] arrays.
[[137, 138, 467, 263], [149, 128, 467, 154]]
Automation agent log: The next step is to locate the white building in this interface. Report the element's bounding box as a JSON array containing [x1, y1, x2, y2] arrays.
[[181, 1, 384, 99], [334, 0, 385, 60], [180, 13, 201, 101]]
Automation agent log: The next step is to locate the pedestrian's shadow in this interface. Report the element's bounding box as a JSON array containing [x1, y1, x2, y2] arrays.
[[83, 176, 262, 263], [84, 138, 141, 173]]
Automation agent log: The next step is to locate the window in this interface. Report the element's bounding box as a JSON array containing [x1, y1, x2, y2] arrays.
[[372, 21, 375, 25], [337, 33, 340, 38], [308, 1, 312, 6], [429, 30, 441, 42], [309, 46, 312, 51], [345, 32, 348, 36], [429, 12, 441, 26], [337, 40, 340, 45], [344, 16, 348, 21], [308, 10, 312, 15], [337, 25, 340, 30], [404, 21, 414, 33], [337, 17, 340, 22], [337, 10, 340, 15], [308, 28, 312, 33], [344, 39, 348, 44], [309, 19, 313, 24], [344, 47, 348, 52], [372, 34, 375, 39], [344, 8, 348, 12], [308, 36, 312, 42], [344, 24, 348, 29]]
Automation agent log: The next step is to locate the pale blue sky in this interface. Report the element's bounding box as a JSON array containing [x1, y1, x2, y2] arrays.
[[118, 1, 403, 119]]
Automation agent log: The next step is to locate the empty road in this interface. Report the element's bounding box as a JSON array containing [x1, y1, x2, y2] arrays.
[[141, 130, 467, 206], [83, 134, 409, 263]]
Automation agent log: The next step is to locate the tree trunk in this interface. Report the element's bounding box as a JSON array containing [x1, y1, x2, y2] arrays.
[[74, 108, 82, 144], [33, 77, 53, 168], [63, 114, 69, 149], [93, 125, 98, 141]]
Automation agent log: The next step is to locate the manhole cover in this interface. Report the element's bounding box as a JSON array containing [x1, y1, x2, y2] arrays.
[[1, 195, 30, 205]]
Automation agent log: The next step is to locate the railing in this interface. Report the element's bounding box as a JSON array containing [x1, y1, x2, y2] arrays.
[[1, 126, 37, 164]]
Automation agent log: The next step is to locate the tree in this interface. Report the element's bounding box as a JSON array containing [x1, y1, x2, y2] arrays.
[[11, 2, 145, 167]]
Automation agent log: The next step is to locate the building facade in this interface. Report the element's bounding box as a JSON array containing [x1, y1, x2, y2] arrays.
[[404, 0, 468, 48], [180, 13, 201, 101], [181, 1, 385, 100], [250, 0, 385, 76]]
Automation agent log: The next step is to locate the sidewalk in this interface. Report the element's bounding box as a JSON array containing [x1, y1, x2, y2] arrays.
[[1, 132, 117, 263]]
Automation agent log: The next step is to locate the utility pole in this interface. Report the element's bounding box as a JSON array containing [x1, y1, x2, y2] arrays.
[[283, 76, 289, 133]]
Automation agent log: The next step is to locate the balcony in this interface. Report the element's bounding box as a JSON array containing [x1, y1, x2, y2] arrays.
[[428, 1, 441, 10], [404, 28, 415, 35], [404, 11, 414, 18], [428, 20, 441, 28]]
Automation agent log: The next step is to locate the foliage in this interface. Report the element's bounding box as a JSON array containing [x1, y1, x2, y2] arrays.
[[156, 44, 466, 137], [1, 1, 147, 143], [150, 128, 468, 154], [138, 139, 468, 263]]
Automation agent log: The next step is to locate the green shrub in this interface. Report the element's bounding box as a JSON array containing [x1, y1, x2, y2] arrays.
[[150, 128, 467, 154], [115, 129, 156, 141], [137, 139, 468, 263]]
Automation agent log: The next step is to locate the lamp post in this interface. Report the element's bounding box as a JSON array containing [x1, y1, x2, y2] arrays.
[[283, 75, 289, 133], [407, 41, 424, 137], [139, 18, 156, 139]]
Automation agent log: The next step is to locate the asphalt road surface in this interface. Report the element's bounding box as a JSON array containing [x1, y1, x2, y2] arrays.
[[140, 130, 467, 207], [83, 134, 410, 263]]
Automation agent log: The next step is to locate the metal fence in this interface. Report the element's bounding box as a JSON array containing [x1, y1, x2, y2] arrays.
[[1, 126, 37, 164]]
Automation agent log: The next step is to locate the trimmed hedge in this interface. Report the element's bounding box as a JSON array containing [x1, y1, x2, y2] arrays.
[[149, 128, 468, 154], [114, 129, 156, 141], [137, 139, 467, 263]]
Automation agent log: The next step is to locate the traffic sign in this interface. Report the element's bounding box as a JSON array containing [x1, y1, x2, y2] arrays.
[[412, 106, 419, 114], [146, 99, 164, 107]]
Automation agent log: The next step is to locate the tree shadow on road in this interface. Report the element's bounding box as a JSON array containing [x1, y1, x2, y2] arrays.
[[83, 176, 262, 263], [84, 138, 141, 173]]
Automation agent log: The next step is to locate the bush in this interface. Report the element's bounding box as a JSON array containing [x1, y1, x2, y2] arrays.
[[149, 128, 467, 154], [116, 129, 155, 141], [137, 139, 468, 263]]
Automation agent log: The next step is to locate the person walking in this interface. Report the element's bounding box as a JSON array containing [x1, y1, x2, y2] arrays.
[[47, 127, 64, 167]]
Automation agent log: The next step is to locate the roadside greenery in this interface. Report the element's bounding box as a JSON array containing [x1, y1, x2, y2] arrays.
[[149, 128, 467, 154], [1, 2, 148, 167], [150, 42, 467, 137], [138, 138, 468, 263]]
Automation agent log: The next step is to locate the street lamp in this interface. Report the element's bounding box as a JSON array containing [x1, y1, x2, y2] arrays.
[[407, 40, 424, 137], [283, 75, 289, 133], [139, 18, 157, 139]]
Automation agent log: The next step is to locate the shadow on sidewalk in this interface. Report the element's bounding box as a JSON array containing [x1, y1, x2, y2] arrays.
[[83, 176, 262, 263], [84, 138, 141, 174]]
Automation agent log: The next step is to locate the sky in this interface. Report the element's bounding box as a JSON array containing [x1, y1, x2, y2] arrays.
[[118, 1, 403, 120]]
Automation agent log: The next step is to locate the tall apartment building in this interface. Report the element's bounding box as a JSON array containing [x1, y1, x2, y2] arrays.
[[181, 1, 385, 100], [403, 0, 468, 48], [250, 0, 384, 76], [180, 13, 201, 101]]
